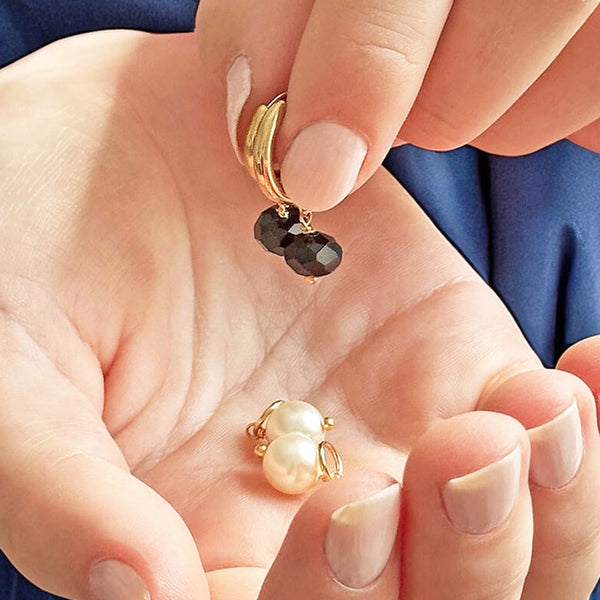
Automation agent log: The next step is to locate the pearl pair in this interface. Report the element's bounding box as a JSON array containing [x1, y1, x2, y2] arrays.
[[247, 400, 343, 495]]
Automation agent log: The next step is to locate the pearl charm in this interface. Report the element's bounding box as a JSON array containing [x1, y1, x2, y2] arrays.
[[265, 400, 325, 444], [246, 400, 343, 495], [263, 432, 320, 494]]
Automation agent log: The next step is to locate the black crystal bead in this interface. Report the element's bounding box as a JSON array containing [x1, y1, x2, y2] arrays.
[[284, 231, 342, 277], [254, 205, 303, 256]]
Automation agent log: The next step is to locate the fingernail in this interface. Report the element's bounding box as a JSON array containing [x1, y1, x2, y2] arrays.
[[528, 402, 583, 489], [90, 560, 150, 600], [226, 54, 252, 164], [442, 446, 521, 534], [280, 122, 367, 212], [325, 483, 400, 589]]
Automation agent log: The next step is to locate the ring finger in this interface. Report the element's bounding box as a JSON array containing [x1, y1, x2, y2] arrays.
[[481, 369, 600, 600]]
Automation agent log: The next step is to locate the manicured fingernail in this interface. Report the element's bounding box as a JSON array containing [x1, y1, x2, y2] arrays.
[[528, 402, 583, 489], [280, 122, 367, 212], [226, 54, 252, 164], [90, 560, 150, 600], [442, 446, 521, 534], [325, 483, 400, 589]]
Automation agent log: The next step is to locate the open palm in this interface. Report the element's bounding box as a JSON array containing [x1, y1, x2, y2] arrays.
[[1, 30, 599, 600]]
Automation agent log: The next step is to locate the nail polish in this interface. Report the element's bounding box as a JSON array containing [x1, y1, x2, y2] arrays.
[[90, 560, 150, 600], [280, 121, 367, 212], [442, 446, 521, 534], [528, 402, 583, 489], [324, 483, 400, 589], [226, 54, 252, 164]]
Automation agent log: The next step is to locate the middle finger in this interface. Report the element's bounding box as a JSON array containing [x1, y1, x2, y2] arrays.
[[400, 0, 600, 150]]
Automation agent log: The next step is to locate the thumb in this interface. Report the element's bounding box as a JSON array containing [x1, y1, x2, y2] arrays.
[[0, 321, 208, 600], [259, 473, 400, 600]]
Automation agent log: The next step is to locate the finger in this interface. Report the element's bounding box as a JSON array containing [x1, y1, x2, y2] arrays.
[[569, 118, 600, 154], [480, 369, 600, 600], [207, 568, 267, 600], [473, 7, 600, 156], [277, 0, 452, 211], [401, 411, 532, 600], [557, 335, 600, 422], [400, 0, 600, 150], [0, 317, 208, 600], [195, 0, 313, 164], [259, 473, 400, 600]]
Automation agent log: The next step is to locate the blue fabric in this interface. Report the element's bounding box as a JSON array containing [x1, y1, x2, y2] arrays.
[[0, 0, 198, 67], [383, 141, 600, 367], [1, 1, 599, 598]]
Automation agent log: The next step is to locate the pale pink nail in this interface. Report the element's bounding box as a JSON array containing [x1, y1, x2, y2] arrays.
[[280, 122, 367, 212], [528, 402, 583, 489], [442, 447, 521, 534], [325, 483, 400, 589], [90, 560, 150, 600], [226, 54, 252, 164]]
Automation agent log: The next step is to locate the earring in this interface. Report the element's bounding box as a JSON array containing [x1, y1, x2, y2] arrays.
[[247, 400, 343, 495], [243, 93, 343, 283]]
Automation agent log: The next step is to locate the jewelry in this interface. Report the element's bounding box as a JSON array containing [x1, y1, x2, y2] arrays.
[[247, 400, 343, 495], [244, 93, 343, 283]]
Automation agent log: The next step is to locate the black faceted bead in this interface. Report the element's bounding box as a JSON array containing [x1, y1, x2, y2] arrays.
[[284, 231, 342, 277], [254, 205, 303, 256]]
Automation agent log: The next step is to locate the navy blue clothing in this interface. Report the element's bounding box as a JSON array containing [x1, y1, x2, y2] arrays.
[[1, 1, 599, 598], [384, 141, 600, 366], [0, 0, 197, 66]]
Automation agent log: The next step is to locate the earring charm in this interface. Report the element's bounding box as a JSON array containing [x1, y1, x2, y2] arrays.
[[247, 400, 343, 495], [244, 93, 343, 282]]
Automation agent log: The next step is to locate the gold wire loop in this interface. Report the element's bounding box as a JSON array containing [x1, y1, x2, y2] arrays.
[[318, 441, 344, 482], [243, 93, 290, 204], [246, 400, 285, 441], [299, 209, 313, 232], [276, 202, 290, 218]]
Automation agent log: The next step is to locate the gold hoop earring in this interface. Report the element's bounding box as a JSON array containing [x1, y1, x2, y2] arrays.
[[244, 93, 343, 283]]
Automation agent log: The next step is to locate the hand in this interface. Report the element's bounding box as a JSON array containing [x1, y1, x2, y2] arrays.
[[0, 30, 599, 600], [195, 0, 600, 213]]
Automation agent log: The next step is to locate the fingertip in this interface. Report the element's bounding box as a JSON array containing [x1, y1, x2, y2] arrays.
[[479, 369, 595, 490], [401, 412, 532, 599], [260, 473, 401, 600], [279, 121, 368, 213], [558, 335, 600, 398], [405, 411, 529, 487], [206, 567, 267, 600], [481, 368, 594, 430]]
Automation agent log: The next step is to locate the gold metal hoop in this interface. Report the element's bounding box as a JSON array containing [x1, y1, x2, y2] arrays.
[[243, 93, 290, 204], [246, 400, 284, 441], [318, 440, 344, 482]]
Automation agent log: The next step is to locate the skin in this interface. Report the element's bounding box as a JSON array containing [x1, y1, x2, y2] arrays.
[[0, 30, 599, 600], [196, 0, 600, 212]]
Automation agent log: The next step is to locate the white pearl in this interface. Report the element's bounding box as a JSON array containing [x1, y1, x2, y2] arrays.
[[265, 400, 325, 444], [262, 432, 320, 495]]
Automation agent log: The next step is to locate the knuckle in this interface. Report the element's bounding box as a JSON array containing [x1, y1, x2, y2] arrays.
[[459, 548, 530, 600], [481, 569, 529, 600], [403, 98, 475, 150], [549, 520, 600, 563], [344, 1, 429, 68]]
